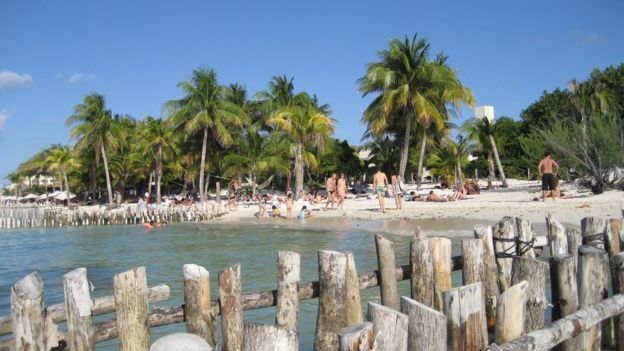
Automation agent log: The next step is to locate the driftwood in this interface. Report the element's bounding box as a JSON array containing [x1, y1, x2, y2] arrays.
[[242, 322, 297, 351], [511, 258, 548, 333], [366, 302, 408, 351], [314, 250, 348, 351], [430, 237, 452, 311], [183, 264, 215, 346], [495, 280, 528, 344], [276, 251, 300, 331], [375, 234, 399, 310], [11, 272, 46, 351], [443, 282, 487, 350], [113, 267, 150, 351], [491, 294, 624, 350], [493, 217, 516, 292], [338, 323, 375, 351], [219, 264, 243, 351], [549, 254, 579, 351], [410, 228, 434, 308], [474, 224, 498, 329], [63, 268, 94, 351], [401, 296, 447, 351]]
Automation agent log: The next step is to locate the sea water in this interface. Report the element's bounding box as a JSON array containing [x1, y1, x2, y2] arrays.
[[0, 220, 474, 349]]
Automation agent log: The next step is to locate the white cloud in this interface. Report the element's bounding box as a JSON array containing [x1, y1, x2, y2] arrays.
[[68, 73, 97, 84], [571, 30, 605, 47], [0, 109, 10, 135], [0, 70, 33, 89]]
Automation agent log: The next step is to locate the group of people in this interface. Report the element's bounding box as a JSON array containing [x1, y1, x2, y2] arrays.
[[324, 173, 348, 211]]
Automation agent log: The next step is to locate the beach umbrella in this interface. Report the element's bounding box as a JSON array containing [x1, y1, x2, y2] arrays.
[[20, 193, 40, 201], [55, 192, 76, 201]]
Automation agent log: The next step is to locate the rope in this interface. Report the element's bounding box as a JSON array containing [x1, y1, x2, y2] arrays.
[[582, 233, 605, 247], [493, 236, 537, 258]]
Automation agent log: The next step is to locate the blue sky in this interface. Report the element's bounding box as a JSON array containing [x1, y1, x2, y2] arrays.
[[1, 0, 623, 186]]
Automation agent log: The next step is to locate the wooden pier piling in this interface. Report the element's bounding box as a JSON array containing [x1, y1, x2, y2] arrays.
[[219, 264, 243, 351], [183, 264, 215, 347], [375, 234, 399, 310], [276, 251, 300, 331], [410, 227, 434, 308]]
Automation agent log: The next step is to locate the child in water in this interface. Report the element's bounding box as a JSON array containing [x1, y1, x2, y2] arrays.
[[270, 205, 281, 219], [298, 206, 312, 220]]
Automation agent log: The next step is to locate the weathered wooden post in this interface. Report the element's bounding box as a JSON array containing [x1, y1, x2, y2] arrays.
[[183, 264, 216, 347], [401, 296, 447, 350], [613, 252, 624, 350], [11, 272, 46, 351], [443, 282, 487, 350], [367, 302, 408, 350], [567, 228, 581, 272], [547, 214, 568, 256], [515, 217, 536, 259], [549, 254, 579, 351], [495, 280, 528, 344], [375, 234, 399, 310], [430, 237, 452, 312], [345, 251, 363, 325], [511, 257, 547, 333], [314, 250, 348, 351], [276, 251, 300, 331], [606, 218, 622, 260], [578, 245, 608, 350], [64, 268, 94, 351], [338, 323, 375, 351], [461, 239, 484, 286], [219, 264, 243, 351], [474, 224, 498, 329], [493, 216, 516, 292], [410, 227, 434, 308], [581, 217, 605, 249], [150, 333, 212, 351], [243, 322, 298, 351], [113, 267, 150, 351]]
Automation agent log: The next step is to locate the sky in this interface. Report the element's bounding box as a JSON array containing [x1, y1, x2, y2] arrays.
[[1, 0, 623, 186]]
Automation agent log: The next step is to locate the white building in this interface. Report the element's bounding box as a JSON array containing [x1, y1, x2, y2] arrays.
[[475, 105, 495, 122]]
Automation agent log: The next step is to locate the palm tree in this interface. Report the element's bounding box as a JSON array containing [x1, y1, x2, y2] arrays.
[[165, 68, 249, 204], [45, 146, 78, 206], [141, 117, 177, 205], [267, 94, 335, 199], [7, 172, 24, 197], [462, 117, 508, 188], [359, 34, 474, 189], [66, 93, 120, 205]]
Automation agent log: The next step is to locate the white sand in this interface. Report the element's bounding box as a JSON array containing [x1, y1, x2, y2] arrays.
[[217, 179, 623, 228]]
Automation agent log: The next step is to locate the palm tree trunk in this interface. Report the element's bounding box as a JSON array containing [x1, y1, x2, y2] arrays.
[[100, 144, 114, 205], [63, 171, 70, 207], [203, 174, 210, 200], [89, 163, 97, 197], [199, 128, 208, 204], [487, 152, 494, 189], [489, 134, 508, 188], [156, 144, 162, 205], [295, 144, 304, 200], [399, 114, 412, 180], [456, 160, 463, 188], [416, 129, 427, 190]]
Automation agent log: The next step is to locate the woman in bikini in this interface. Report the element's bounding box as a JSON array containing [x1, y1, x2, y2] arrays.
[[337, 173, 347, 211]]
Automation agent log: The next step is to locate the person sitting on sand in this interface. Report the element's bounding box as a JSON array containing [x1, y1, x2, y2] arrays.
[[426, 190, 448, 202], [298, 205, 313, 220], [449, 184, 468, 201], [270, 205, 281, 218]]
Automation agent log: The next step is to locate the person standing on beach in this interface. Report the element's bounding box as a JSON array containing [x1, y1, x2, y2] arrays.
[[538, 152, 560, 202], [373, 167, 389, 213], [391, 173, 402, 210], [325, 173, 337, 210], [337, 173, 347, 211]]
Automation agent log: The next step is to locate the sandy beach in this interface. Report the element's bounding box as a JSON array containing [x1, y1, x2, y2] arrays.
[[216, 179, 624, 232]]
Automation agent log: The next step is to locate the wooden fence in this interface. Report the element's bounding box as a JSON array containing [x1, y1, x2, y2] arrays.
[[0, 213, 623, 350]]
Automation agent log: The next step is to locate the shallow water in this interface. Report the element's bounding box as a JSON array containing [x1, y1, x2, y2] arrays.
[[0, 221, 473, 349]]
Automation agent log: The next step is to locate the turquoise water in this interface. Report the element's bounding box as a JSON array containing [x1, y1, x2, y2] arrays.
[[0, 221, 470, 350]]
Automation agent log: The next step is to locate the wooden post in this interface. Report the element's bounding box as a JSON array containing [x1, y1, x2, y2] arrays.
[[493, 216, 516, 292], [374, 234, 399, 310], [11, 272, 45, 351], [219, 264, 243, 351], [183, 264, 215, 346], [443, 282, 487, 351], [401, 296, 447, 351], [549, 254, 580, 351], [113, 267, 150, 351], [150, 333, 212, 351], [515, 217, 536, 259], [430, 237, 452, 311], [63, 268, 94, 351], [581, 217, 605, 249], [495, 280, 528, 344], [567, 228, 581, 273], [243, 322, 298, 351], [366, 302, 408, 351], [606, 218, 622, 259], [314, 250, 348, 351], [338, 323, 375, 351], [461, 239, 484, 286], [578, 245, 608, 350], [276, 251, 300, 331], [613, 252, 624, 350], [345, 251, 363, 325], [510, 258, 547, 333], [474, 224, 498, 329], [547, 214, 568, 256], [410, 227, 434, 308]]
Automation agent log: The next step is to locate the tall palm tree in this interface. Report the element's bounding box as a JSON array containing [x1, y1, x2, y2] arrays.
[[462, 117, 508, 188], [359, 34, 474, 189], [66, 93, 120, 205], [7, 172, 24, 197], [45, 146, 78, 206], [141, 117, 177, 205], [266, 94, 335, 199], [165, 68, 249, 204]]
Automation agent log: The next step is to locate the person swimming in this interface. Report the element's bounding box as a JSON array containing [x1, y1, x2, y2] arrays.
[[298, 205, 312, 220]]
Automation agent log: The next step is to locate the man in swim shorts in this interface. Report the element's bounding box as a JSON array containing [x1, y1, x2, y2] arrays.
[[538, 152, 560, 202], [325, 173, 336, 210], [373, 167, 389, 213]]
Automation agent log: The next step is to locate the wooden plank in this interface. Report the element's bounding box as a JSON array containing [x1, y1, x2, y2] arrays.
[[495, 280, 528, 344], [410, 227, 434, 308], [243, 322, 298, 351], [113, 266, 150, 351], [276, 251, 301, 331], [430, 237, 452, 312], [338, 323, 375, 351], [366, 302, 408, 351], [401, 296, 447, 351], [549, 254, 579, 351], [375, 234, 399, 310], [11, 272, 45, 351], [314, 250, 348, 351], [183, 264, 215, 346], [443, 282, 487, 351], [511, 258, 548, 333], [219, 264, 243, 351], [474, 224, 498, 329], [63, 267, 94, 351]]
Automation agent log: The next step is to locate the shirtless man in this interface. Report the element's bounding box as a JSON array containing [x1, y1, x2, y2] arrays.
[[373, 167, 389, 213], [337, 173, 347, 211], [325, 173, 337, 210], [538, 152, 560, 202]]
